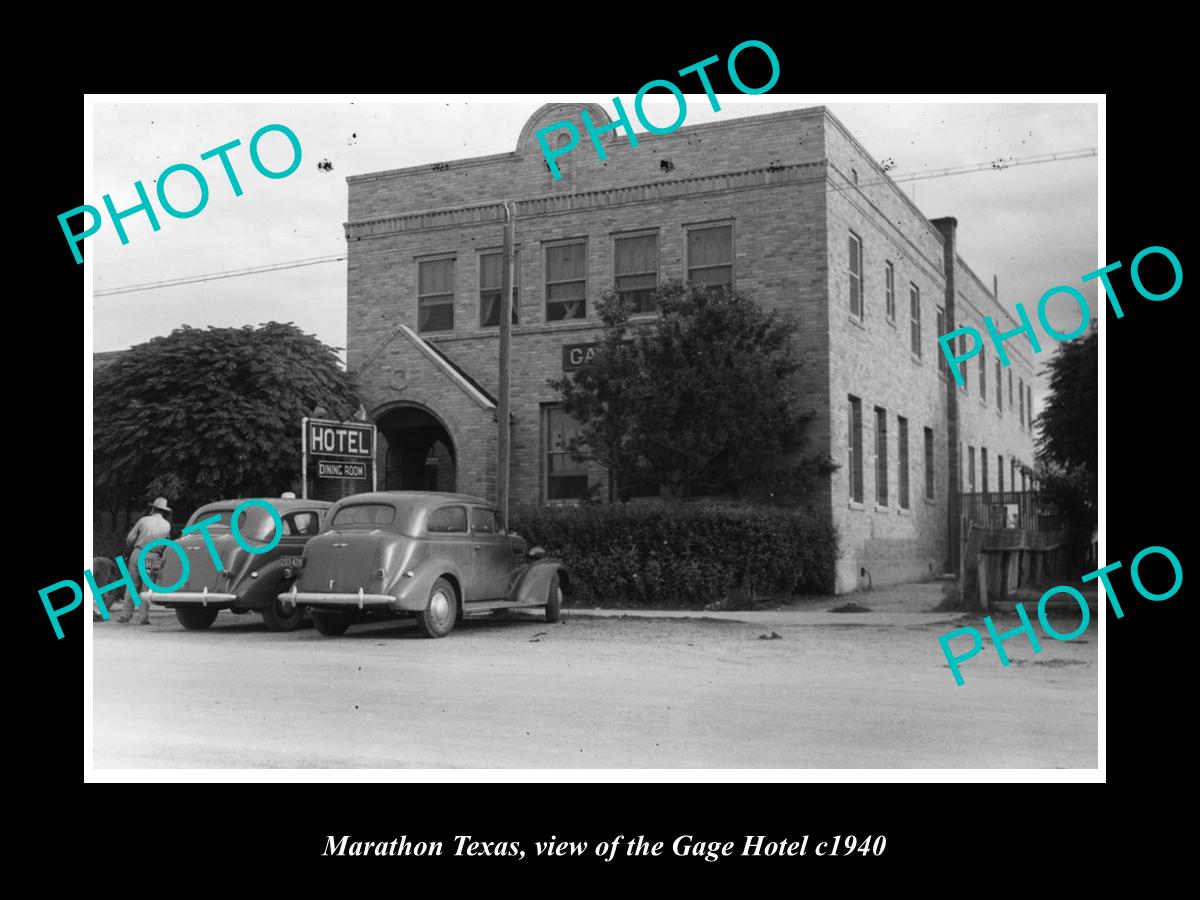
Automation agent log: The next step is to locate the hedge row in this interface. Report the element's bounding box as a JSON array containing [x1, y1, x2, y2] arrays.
[[509, 503, 838, 607]]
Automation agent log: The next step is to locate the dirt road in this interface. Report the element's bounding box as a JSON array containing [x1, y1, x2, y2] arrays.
[[91, 603, 1098, 769]]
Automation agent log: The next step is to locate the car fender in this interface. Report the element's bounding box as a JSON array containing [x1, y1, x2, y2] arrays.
[[234, 558, 293, 610], [390, 556, 468, 611], [510, 559, 569, 604]]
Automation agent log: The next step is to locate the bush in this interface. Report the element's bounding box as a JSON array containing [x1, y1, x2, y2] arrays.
[[92, 524, 128, 564], [509, 503, 837, 608]]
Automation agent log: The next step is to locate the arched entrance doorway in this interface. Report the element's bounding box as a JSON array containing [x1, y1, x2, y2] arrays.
[[375, 404, 457, 492]]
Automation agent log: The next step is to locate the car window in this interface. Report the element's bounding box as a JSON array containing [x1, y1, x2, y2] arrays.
[[284, 511, 321, 536], [233, 505, 283, 544], [332, 504, 396, 528], [188, 508, 236, 531], [427, 505, 468, 534], [470, 507, 496, 534], [470, 507, 506, 535]]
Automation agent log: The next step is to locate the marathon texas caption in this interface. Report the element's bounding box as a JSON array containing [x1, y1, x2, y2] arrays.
[[323, 833, 887, 861]]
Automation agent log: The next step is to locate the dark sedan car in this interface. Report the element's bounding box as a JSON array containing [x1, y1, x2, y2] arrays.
[[147, 497, 331, 631], [281, 491, 569, 638]]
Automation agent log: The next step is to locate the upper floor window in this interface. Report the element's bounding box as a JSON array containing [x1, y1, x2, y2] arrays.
[[848, 231, 863, 319], [417, 256, 455, 333], [479, 250, 519, 328], [1019, 377, 1025, 427], [959, 332, 970, 389], [936, 307, 948, 377], [995, 359, 1002, 410], [687, 223, 733, 291], [545, 240, 587, 321], [909, 284, 921, 356], [979, 351, 987, 402], [885, 261, 895, 321], [924, 426, 935, 501], [615, 232, 659, 314]]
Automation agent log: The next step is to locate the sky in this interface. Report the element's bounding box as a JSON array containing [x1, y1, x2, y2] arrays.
[[89, 97, 1100, 409]]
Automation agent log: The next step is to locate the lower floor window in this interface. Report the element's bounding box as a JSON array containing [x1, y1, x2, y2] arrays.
[[545, 405, 589, 501]]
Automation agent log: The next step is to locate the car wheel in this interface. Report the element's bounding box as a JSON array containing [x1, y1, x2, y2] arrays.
[[311, 610, 351, 636], [261, 598, 306, 632], [545, 572, 562, 623], [175, 606, 219, 630], [416, 578, 458, 638]]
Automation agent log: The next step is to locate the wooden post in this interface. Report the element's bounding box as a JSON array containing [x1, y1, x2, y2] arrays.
[[301, 416, 308, 499], [977, 554, 989, 613], [497, 201, 514, 528]]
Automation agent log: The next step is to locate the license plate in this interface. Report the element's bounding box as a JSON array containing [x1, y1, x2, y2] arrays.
[[279, 556, 304, 568]]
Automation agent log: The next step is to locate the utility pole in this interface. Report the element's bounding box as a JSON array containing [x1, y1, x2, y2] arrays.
[[497, 201, 514, 528]]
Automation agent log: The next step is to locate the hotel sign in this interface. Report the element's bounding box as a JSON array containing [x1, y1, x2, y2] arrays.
[[302, 417, 377, 497]]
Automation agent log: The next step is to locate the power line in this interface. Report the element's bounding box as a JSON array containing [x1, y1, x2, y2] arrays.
[[93, 254, 346, 297], [885, 147, 1096, 186], [820, 147, 1097, 376]]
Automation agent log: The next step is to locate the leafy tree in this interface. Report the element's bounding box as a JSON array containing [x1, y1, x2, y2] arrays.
[[549, 280, 834, 502], [94, 321, 360, 521], [1033, 327, 1097, 565]]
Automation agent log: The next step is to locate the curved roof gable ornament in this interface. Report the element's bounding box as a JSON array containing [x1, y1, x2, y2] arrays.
[[515, 103, 614, 155]]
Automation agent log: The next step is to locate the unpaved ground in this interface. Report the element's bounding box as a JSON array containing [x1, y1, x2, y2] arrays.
[[91, 600, 1098, 769]]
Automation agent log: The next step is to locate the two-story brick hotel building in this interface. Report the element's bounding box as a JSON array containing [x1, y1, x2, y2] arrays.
[[344, 103, 1037, 594]]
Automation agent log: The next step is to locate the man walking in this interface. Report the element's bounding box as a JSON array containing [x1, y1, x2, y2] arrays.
[[119, 497, 172, 625]]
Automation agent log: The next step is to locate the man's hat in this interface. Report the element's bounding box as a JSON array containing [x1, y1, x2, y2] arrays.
[[151, 497, 171, 513]]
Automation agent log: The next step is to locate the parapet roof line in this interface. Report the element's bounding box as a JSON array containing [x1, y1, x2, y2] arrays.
[[344, 160, 827, 232], [345, 105, 829, 185]]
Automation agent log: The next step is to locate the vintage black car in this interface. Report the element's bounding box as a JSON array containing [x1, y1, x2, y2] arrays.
[[281, 491, 569, 638], [148, 498, 331, 631]]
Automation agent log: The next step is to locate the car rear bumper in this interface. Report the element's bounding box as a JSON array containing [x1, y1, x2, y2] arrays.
[[147, 590, 239, 606], [278, 587, 403, 611]]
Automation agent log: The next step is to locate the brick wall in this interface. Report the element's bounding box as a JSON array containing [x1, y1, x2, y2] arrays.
[[821, 115, 1035, 593], [347, 103, 1036, 595], [824, 174, 950, 593], [346, 129, 833, 512], [953, 255, 1038, 497]]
